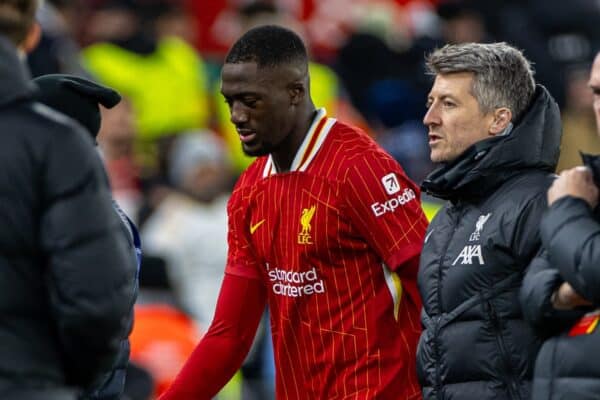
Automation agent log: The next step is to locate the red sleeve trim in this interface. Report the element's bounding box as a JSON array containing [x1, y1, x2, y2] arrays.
[[224, 263, 263, 281], [385, 243, 422, 272]]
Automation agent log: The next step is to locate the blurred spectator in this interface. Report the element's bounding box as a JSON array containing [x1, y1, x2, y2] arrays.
[[138, 131, 240, 398], [129, 304, 203, 398], [128, 299, 244, 399], [80, 0, 212, 182], [336, 32, 398, 122], [335, 28, 434, 182], [527, 0, 600, 66], [557, 63, 600, 172], [146, 0, 197, 45], [97, 97, 143, 221], [141, 131, 232, 326], [452, 0, 599, 109], [435, 0, 492, 44], [27, 0, 90, 77]]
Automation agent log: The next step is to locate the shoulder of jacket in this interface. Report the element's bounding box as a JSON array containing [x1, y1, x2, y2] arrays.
[[492, 170, 553, 202], [3, 101, 83, 139]]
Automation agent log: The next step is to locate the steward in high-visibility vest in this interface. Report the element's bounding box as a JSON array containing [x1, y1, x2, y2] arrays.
[[82, 36, 211, 141]]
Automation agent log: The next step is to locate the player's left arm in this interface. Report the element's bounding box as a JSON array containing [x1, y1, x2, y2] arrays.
[[341, 151, 428, 272]]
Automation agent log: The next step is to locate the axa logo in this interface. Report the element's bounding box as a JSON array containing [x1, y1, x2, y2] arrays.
[[371, 188, 416, 217], [469, 213, 491, 241], [452, 244, 485, 265], [382, 173, 401, 195], [298, 205, 316, 244]]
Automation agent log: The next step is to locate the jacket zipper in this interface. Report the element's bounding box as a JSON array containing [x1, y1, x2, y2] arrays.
[[432, 206, 460, 397], [432, 317, 443, 400], [487, 300, 521, 400], [436, 206, 461, 314]]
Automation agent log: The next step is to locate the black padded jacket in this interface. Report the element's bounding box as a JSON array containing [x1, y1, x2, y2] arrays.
[[521, 154, 600, 400], [417, 86, 561, 400], [0, 37, 136, 396]]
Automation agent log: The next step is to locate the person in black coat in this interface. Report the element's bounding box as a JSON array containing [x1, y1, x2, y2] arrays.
[[33, 74, 142, 400], [417, 42, 561, 399], [0, 1, 137, 399], [521, 51, 600, 400]]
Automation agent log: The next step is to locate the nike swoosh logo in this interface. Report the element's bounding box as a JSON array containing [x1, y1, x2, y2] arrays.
[[250, 219, 266, 234]]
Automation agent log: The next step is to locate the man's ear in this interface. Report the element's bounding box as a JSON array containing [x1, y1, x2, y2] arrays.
[[21, 22, 41, 54], [489, 107, 513, 135], [288, 81, 306, 105]]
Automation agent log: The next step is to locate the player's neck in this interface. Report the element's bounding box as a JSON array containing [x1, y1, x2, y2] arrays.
[[271, 107, 317, 173]]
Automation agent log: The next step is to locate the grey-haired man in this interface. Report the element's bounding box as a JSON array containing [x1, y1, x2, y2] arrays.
[[417, 42, 561, 400]]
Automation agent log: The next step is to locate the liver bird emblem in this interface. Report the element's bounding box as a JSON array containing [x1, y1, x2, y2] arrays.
[[300, 205, 316, 235]]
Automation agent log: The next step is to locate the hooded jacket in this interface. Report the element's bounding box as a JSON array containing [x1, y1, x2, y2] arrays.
[[521, 152, 600, 400], [0, 37, 136, 396], [417, 85, 561, 400]]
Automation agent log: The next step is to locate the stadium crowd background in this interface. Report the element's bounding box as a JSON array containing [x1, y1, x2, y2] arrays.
[[27, 0, 600, 398]]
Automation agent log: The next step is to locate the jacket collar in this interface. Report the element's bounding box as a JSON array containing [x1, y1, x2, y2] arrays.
[[421, 85, 561, 201], [0, 35, 35, 108]]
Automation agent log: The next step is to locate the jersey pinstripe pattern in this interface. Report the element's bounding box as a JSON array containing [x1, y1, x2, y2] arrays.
[[226, 109, 428, 399]]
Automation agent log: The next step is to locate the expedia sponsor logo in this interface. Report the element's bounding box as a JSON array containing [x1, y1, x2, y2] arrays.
[[267, 265, 325, 297], [382, 172, 401, 195], [371, 188, 416, 217]]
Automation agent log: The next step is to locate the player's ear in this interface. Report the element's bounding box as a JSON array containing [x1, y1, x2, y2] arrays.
[[288, 81, 305, 105]]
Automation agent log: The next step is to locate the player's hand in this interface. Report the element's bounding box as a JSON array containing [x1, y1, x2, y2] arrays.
[[548, 166, 599, 208], [551, 282, 592, 310]]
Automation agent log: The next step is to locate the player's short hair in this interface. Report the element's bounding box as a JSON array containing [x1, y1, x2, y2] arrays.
[[0, 0, 39, 45], [426, 42, 535, 122], [225, 24, 308, 69]]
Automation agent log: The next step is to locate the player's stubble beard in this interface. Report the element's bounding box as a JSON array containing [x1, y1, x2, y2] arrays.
[[241, 140, 273, 157]]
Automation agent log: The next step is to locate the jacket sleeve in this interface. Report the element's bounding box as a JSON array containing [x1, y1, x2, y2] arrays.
[[520, 250, 583, 335], [39, 126, 137, 387], [540, 196, 600, 305], [511, 191, 547, 263]]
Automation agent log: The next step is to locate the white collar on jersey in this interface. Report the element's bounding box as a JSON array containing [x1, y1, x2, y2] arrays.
[[262, 108, 337, 177]]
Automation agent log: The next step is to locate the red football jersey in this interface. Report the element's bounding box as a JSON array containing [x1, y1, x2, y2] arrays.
[[226, 109, 428, 399]]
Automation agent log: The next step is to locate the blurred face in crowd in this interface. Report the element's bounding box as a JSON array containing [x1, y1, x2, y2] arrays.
[[590, 53, 600, 135], [220, 61, 304, 157], [183, 161, 230, 203], [98, 98, 136, 158], [424, 72, 495, 163]]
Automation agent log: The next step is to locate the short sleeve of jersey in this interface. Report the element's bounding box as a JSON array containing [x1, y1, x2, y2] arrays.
[[342, 151, 428, 271], [224, 186, 263, 281]]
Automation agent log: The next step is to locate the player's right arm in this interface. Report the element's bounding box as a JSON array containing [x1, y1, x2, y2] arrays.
[[159, 273, 266, 399]]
